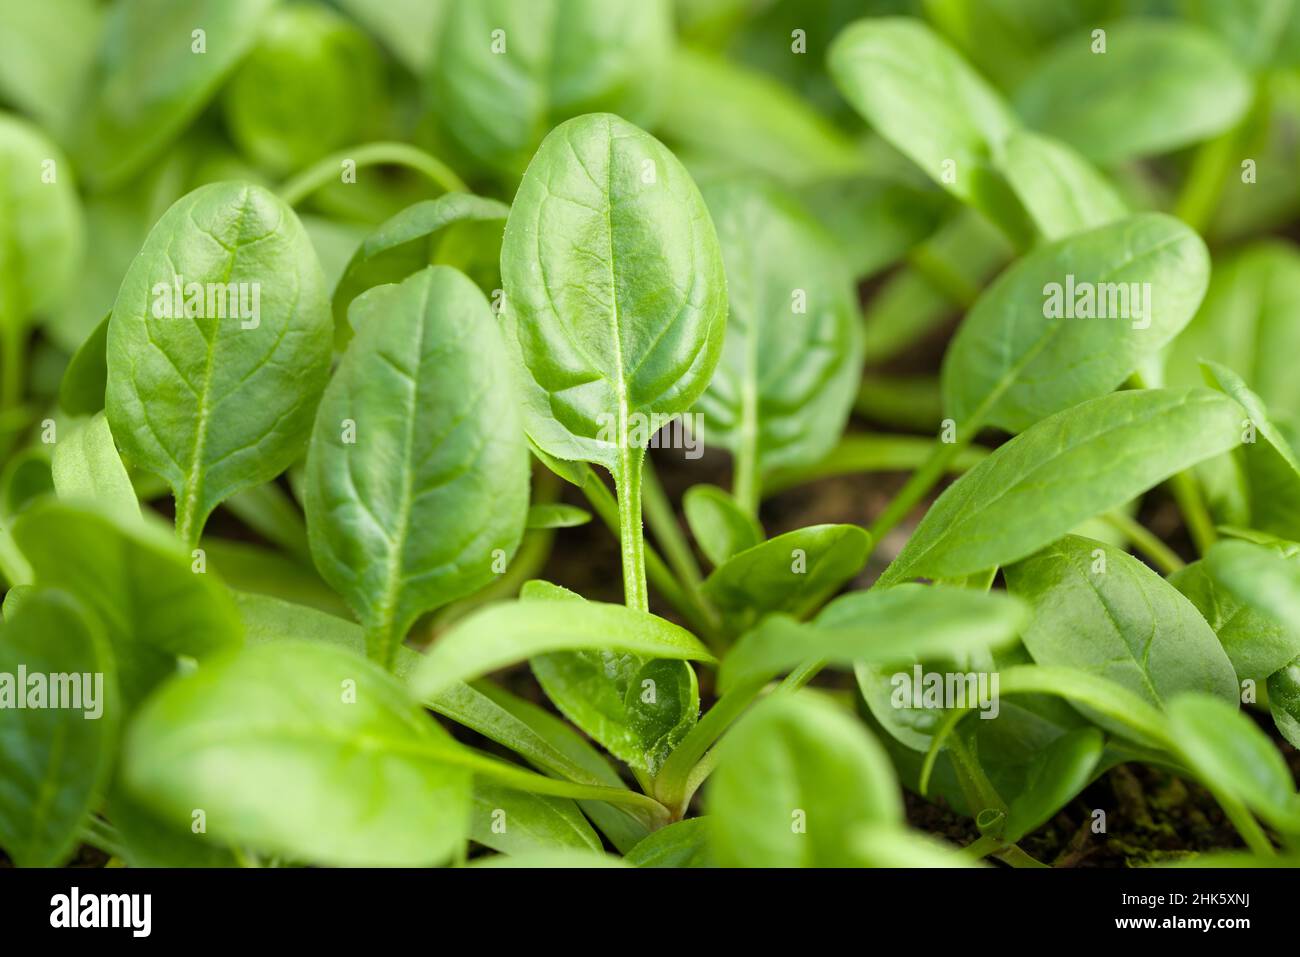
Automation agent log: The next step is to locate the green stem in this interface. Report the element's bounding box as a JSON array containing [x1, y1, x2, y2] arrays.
[[277, 142, 468, 207], [176, 494, 204, 554], [1169, 469, 1217, 556], [364, 621, 400, 671], [1195, 780, 1275, 856], [733, 406, 760, 516], [993, 845, 1049, 868], [1173, 89, 1258, 234], [868, 423, 980, 543], [576, 465, 720, 645], [655, 681, 765, 815], [907, 244, 981, 309], [613, 447, 649, 612], [948, 731, 1007, 817], [1102, 510, 1185, 575], [641, 458, 704, 591], [455, 747, 670, 828]]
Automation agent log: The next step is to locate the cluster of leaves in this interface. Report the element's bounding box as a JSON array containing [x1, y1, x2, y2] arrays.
[[3, 0, 1300, 869]]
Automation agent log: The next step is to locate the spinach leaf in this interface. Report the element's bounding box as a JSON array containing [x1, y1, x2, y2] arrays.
[[1168, 693, 1300, 836], [624, 818, 714, 868], [331, 0, 445, 74], [525, 503, 591, 530], [499, 113, 727, 608], [410, 593, 715, 697], [943, 214, 1209, 435], [1267, 659, 1300, 749], [221, 4, 381, 175], [1165, 242, 1300, 437], [469, 782, 602, 856], [106, 181, 333, 549], [1204, 539, 1300, 679], [1005, 536, 1239, 722], [331, 193, 509, 342], [1171, 557, 1300, 682], [12, 500, 243, 708], [1014, 19, 1252, 165], [305, 265, 528, 668], [719, 584, 1028, 694], [1002, 728, 1104, 844], [0, 589, 118, 867], [708, 692, 902, 867], [659, 46, 868, 185], [430, 1, 672, 177], [123, 640, 473, 866], [682, 483, 763, 568], [997, 130, 1127, 241], [693, 177, 863, 509], [58, 313, 109, 416], [0, 112, 83, 406], [882, 388, 1242, 584], [0, 0, 101, 132], [701, 524, 870, 634], [1203, 359, 1300, 540], [76, 0, 277, 188], [828, 18, 1022, 223], [50, 412, 138, 517]]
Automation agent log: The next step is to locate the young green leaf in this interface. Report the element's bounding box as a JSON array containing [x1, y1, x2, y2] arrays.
[[123, 640, 473, 867], [693, 177, 864, 509], [658, 46, 868, 185], [305, 266, 529, 669], [1005, 536, 1239, 721], [221, 4, 381, 175], [0, 112, 82, 406], [1171, 557, 1300, 682], [719, 584, 1028, 694], [828, 18, 1022, 223], [1002, 728, 1104, 843], [1204, 539, 1300, 680], [1267, 658, 1300, 750], [682, 483, 763, 568], [410, 596, 715, 697], [1167, 693, 1300, 836], [624, 817, 715, 868], [105, 181, 333, 549], [708, 692, 903, 867], [1165, 242, 1300, 435], [430, 1, 672, 176], [997, 130, 1127, 241], [12, 500, 243, 707], [701, 524, 870, 634], [0, 589, 118, 867], [331, 193, 509, 340], [469, 782, 602, 856], [76, 0, 278, 188], [57, 313, 109, 416], [525, 503, 592, 530], [1203, 360, 1300, 540], [499, 112, 727, 607], [942, 214, 1210, 435], [881, 388, 1241, 584], [50, 412, 138, 517], [1014, 20, 1252, 165]]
